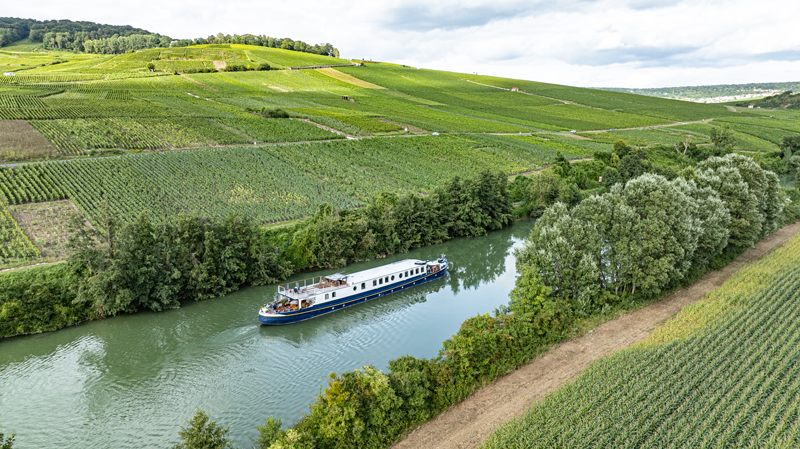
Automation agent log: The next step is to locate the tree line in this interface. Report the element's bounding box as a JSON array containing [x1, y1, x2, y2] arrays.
[[0, 170, 511, 337], [0, 17, 340, 58], [171, 34, 339, 58]]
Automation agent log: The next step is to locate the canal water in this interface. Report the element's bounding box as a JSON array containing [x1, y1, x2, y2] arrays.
[[0, 220, 536, 448]]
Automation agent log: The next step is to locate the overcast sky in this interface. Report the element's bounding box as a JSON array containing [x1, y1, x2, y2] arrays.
[[7, 0, 800, 88]]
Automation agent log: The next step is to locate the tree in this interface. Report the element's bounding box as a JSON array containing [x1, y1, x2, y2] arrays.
[[696, 166, 760, 253], [147, 62, 155, 71], [613, 140, 632, 159], [672, 178, 730, 269], [617, 148, 650, 182], [709, 124, 736, 157], [173, 409, 234, 449], [255, 416, 284, 449], [616, 173, 700, 295]]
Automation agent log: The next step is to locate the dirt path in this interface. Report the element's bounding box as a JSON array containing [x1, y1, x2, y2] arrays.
[[393, 221, 800, 449]]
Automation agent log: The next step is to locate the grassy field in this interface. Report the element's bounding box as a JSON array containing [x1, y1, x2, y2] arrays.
[[481, 232, 800, 449]]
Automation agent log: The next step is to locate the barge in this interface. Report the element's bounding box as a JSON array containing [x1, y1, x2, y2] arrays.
[[259, 256, 448, 325]]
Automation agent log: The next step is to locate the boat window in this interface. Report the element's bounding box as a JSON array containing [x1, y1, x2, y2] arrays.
[[353, 286, 357, 291], [415, 268, 419, 274], [361, 283, 366, 289], [325, 294, 329, 300], [406, 271, 409, 276], [385, 276, 389, 283], [391, 275, 395, 281], [398, 273, 402, 279], [373, 280, 377, 286], [332, 292, 336, 298], [379, 278, 383, 285]]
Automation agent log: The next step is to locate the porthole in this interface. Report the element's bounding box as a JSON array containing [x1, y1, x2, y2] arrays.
[[353, 286, 357, 291], [391, 275, 395, 281], [399, 273, 402, 279]]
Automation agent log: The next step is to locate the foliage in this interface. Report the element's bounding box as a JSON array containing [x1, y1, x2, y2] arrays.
[[173, 410, 235, 449], [0, 199, 40, 264], [516, 157, 782, 311], [0, 430, 14, 449], [0, 262, 89, 337], [746, 90, 800, 109], [69, 212, 292, 317], [255, 416, 283, 449], [481, 232, 800, 449], [266, 270, 565, 449]]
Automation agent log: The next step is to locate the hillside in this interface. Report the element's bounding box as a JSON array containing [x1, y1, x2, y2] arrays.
[[602, 81, 800, 101], [1, 41, 798, 267], [738, 90, 800, 110]]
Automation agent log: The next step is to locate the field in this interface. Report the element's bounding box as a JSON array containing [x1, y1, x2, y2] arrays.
[[10, 200, 78, 260], [0, 120, 57, 161], [0, 44, 796, 268], [0, 199, 40, 265], [482, 232, 800, 449], [0, 135, 569, 226]]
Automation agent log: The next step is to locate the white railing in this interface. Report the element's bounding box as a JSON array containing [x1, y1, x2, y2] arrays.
[[278, 276, 347, 299]]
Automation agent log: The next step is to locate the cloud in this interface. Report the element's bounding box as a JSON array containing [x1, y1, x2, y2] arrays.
[[571, 45, 703, 67]]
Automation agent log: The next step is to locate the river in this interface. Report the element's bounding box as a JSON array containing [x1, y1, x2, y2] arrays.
[[0, 220, 536, 448]]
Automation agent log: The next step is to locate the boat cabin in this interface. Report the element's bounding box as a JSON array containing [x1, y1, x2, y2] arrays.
[[268, 258, 446, 313]]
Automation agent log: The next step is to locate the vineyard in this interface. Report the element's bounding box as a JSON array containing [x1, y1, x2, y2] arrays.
[[0, 135, 565, 226], [0, 199, 40, 265], [482, 232, 800, 449]]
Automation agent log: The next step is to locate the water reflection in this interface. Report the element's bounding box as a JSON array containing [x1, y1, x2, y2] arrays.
[[0, 219, 536, 449]]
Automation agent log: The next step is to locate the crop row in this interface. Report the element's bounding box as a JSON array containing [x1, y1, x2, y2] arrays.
[[482, 234, 800, 449], [0, 165, 67, 205], [0, 135, 549, 225], [0, 95, 47, 108], [0, 200, 41, 265]]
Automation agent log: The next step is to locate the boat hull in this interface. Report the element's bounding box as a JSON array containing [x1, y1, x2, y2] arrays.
[[259, 265, 448, 325]]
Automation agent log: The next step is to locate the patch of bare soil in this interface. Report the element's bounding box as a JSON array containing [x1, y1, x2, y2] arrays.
[[212, 60, 226, 70], [10, 200, 82, 260], [393, 221, 800, 449], [0, 120, 58, 162]]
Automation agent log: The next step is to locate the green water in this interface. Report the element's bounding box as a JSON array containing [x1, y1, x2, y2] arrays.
[[0, 220, 537, 448]]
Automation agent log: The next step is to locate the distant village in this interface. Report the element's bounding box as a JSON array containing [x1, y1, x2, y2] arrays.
[[685, 90, 782, 104]]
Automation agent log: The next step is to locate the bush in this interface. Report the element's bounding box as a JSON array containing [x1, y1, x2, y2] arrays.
[[173, 410, 234, 449]]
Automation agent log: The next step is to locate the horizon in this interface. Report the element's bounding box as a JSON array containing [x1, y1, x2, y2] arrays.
[[4, 0, 799, 89]]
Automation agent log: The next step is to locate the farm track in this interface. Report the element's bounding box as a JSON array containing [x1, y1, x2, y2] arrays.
[[392, 220, 800, 449]]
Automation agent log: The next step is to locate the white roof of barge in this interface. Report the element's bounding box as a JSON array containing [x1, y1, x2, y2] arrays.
[[345, 259, 432, 282]]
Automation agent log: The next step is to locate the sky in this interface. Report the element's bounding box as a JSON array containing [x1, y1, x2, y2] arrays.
[[6, 0, 800, 88]]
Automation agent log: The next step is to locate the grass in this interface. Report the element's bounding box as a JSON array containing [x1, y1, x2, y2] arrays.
[[481, 232, 800, 449]]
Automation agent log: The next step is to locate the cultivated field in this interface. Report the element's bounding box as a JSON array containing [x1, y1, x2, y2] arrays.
[[481, 232, 800, 449]]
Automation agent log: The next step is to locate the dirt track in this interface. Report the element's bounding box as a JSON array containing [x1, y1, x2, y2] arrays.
[[393, 221, 800, 449]]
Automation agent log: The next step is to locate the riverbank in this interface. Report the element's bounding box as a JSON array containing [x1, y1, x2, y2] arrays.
[[393, 220, 800, 449]]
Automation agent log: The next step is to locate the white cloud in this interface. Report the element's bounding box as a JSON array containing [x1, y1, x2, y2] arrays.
[[6, 0, 799, 87]]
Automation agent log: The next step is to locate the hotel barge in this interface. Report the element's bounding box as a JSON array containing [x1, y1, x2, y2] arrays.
[[259, 256, 448, 325]]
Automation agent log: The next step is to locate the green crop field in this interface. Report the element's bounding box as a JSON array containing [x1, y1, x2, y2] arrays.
[[0, 199, 40, 265], [482, 233, 800, 449], [0, 135, 571, 227]]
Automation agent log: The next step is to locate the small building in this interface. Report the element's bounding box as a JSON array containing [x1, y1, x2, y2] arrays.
[[748, 104, 755, 108], [511, 87, 519, 92]]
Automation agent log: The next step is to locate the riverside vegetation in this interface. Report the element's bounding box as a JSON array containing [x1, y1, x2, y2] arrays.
[[2, 16, 800, 449]]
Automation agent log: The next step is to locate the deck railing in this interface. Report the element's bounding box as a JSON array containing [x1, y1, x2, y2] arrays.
[[278, 276, 347, 299]]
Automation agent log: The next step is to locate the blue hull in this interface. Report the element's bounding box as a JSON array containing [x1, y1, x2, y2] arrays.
[[260, 266, 448, 325]]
